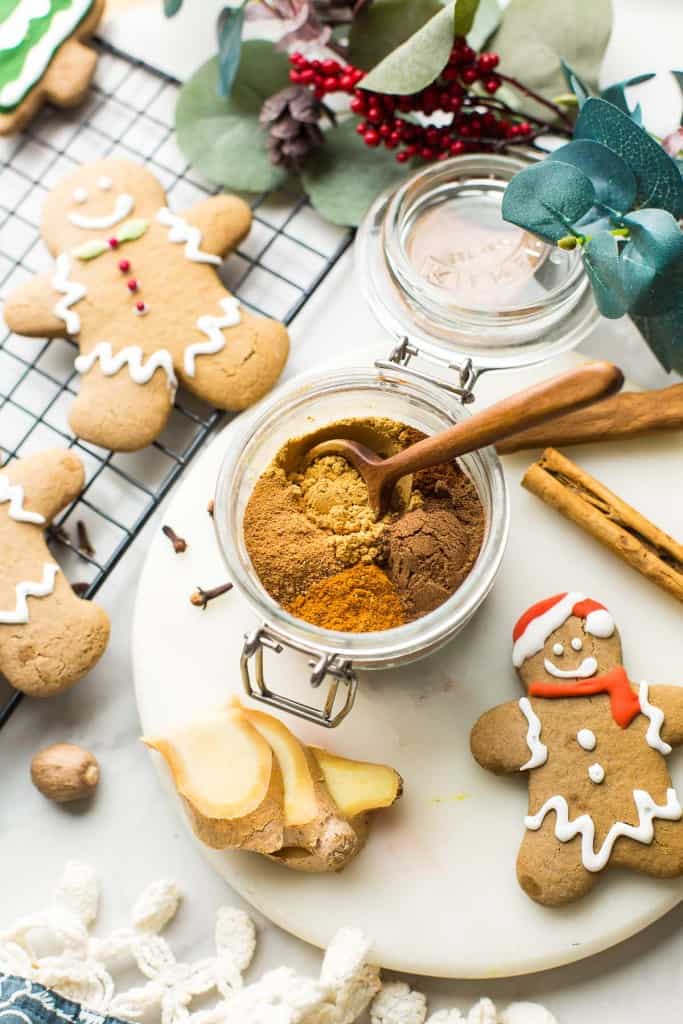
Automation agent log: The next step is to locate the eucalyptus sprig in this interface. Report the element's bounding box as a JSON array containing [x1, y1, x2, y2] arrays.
[[503, 77, 683, 374]]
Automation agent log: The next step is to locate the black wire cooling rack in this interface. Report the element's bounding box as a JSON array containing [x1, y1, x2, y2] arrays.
[[0, 39, 352, 728]]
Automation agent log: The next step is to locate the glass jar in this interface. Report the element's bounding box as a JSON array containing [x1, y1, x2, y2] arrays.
[[214, 364, 508, 726], [356, 154, 599, 368]]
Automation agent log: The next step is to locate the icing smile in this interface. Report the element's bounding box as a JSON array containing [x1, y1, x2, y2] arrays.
[[68, 193, 135, 230], [544, 655, 598, 679]]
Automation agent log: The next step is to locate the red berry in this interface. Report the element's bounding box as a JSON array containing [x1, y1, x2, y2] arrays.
[[321, 59, 339, 73], [404, 144, 418, 157], [350, 97, 366, 114], [477, 52, 499, 72], [484, 76, 501, 93], [450, 140, 466, 156], [442, 66, 459, 82], [127, 278, 138, 292], [389, 130, 401, 145], [367, 106, 382, 123], [425, 128, 440, 146], [108, 237, 119, 249], [311, 59, 321, 69], [351, 68, 365, 82], [355, 121, 367, 135], [396, 150, 410, 163], [289, 69, 301, 83], [437, 150, 450, 161], [507, 123, 522, 138], [322, 76, 337, 92], [118, 259, 130, 273], [397, 96, 413, 112], [461, 67, 478, 84], [299, 68, 314, 84], [446, 94, 463, 113], [313, 86, 324, 99], [517, 121, 532, 136], [497, 118, 511, 137], [468, 118, 481, 137], [364, 129, 380, 147], [422, 86, 439, 107], [385, 136, 399, 149], [339, 74, 354, 91], [419, 146, 434, 160], [290, 51, 304, 66], [460, 45, 475, 64], [458, 123, 470, 137], [439, 133, 451, 149]]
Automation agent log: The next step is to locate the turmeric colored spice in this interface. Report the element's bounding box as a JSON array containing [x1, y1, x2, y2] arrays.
[[287, 564, 404, 632]]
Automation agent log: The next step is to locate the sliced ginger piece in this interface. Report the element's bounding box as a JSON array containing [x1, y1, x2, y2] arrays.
[[310, 747, 403, 818], [144, 706, 284, 853]]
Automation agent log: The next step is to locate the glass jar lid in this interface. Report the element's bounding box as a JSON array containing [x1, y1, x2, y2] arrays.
[[356, 154, 599, 370]]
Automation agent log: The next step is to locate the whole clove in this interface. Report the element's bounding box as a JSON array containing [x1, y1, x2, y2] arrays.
[[207, 499, 215, 518], [162, 524, 187, 553], [190, 582, 233, 609], [76, 520, 95, 557]]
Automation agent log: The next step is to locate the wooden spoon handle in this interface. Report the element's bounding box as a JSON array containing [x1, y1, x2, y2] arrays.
[[383, 361, 624, 484]]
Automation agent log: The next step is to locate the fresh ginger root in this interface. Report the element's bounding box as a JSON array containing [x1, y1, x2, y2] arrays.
[[144, 701, 402, 873]]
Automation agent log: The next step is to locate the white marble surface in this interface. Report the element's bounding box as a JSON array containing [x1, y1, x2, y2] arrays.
[[2, 1, 683, 1019]]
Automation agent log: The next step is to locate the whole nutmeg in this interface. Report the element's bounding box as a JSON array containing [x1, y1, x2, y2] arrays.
[[30, 743, 100, 803]]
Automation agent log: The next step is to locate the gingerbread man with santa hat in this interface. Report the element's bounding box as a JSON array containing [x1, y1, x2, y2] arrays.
[[471, 591, 683, 906]]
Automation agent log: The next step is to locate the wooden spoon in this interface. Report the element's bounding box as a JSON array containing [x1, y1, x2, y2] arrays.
[[303, 361, 624, 519]]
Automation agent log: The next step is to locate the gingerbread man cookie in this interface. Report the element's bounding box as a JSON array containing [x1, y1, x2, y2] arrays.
[[4, 159, 290, 451], [471, 592, 683, 906], [0, 0, 105, 136], [0, 448, 110, 696]]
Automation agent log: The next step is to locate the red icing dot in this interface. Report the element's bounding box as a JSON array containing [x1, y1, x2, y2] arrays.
[[118, 259, 130, 273], [127, 279, 139, 292], [108, 237, 119, 249], [136, 300, 145, 311]]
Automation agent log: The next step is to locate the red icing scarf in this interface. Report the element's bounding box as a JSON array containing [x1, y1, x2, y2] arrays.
[[529, 665, 640, 728]]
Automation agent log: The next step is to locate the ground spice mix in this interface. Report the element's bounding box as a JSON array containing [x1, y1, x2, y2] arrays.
[[243, 416, 485, 632]]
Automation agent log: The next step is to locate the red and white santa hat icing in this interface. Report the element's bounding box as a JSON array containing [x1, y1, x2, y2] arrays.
[[512, 592, 615, 668]]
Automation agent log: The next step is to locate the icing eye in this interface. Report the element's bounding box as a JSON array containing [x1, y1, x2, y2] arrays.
[[97, 176, 113, 191], [571, 637, 583, 651], [73, 187, 88, 204], [552, 643, 564, 656]]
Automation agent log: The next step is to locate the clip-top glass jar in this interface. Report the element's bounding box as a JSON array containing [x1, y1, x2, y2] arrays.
[[213, 154, 599, 728]]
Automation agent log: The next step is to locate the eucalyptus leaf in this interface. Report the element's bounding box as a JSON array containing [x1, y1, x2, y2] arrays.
[[175, 43, 290, 193], [582, 233, 629, 319], [501, 160, 595, 242], [561, 59, 590, 106], [358, 2, 456, 95], [453, 0, 479, 36], [348, 0, 442, 73], [576, 98, 683, 217], [467, 0, 501, 49], [489, 0, 612, 121], [217, 3, 245, 98], [632, 305, 683, 374], [301, 118, 413, 226], [620, 209, 683, 316], [600, 73, 655, 125], [547, 139, 636, 212], [164, 0, 183, 15]]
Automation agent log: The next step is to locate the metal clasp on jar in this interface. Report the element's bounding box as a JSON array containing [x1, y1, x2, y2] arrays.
[[240, 627, 358, 727], [375, 337, 487, 404]]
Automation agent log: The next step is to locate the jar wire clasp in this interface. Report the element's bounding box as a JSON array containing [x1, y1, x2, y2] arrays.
[[240, 626, 358, 727], [376, 337, 486, 405]]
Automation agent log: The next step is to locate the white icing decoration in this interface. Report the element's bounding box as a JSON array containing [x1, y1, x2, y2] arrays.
[[73, 187, 88, 204], [584, 608, 615, 638], [97, 176, 113, 190], [75, 342, 177, 394], [53, 252, 86, 335], [577, 728, 596, 751], [184, 296, 241, 377], [552, 643, 563, 656], [518, 697, 547, 771], [525, 788, 682, 872], [544, 655, 598, 679], [0, 562, 59, 624], [512, 592, 615, 668], [639, 680, 672, 755], [571, 637, 583, 651], [588, 763, 605, 784], [156, 206, 221, 265], [0, 0, 50, 50], [68, 192, 134, 229], [0, 0, 92, 108], [0, 476, 45, 524]]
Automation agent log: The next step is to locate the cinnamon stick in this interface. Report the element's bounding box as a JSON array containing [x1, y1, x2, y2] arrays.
[[498, 385, 683, 453], [522, 448, 683, 603]]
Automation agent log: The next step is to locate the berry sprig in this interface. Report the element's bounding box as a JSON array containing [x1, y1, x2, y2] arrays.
[[288, 39, 557, 165]]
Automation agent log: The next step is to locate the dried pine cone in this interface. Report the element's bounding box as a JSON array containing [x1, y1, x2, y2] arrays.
[[260, 85, 328, 168]]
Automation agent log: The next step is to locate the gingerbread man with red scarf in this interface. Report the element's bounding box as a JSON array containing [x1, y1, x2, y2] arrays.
[[471, 592, 683, 905]]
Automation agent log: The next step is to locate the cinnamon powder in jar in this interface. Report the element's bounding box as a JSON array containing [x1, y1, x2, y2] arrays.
[[242, 416, 485, 632]]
